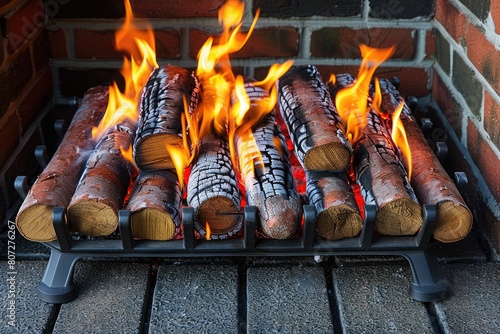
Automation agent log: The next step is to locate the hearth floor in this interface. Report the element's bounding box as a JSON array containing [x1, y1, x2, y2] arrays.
[[1, 229, 499, 334]]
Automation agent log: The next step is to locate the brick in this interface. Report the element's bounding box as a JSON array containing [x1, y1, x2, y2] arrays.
[[31, 29, 49, 72], [467, 118, 500, 202], [0, 112, 21, 168], [254, 0, 362, 18], [432, 73, 465, 137], [369, 0, 434, 19], [74, 29, 122, 59], [6, 0, 44, 53], [0, 48, 33, 118], [435, 0, 468, 44], [47, 28, 67, 58], [457, 0, 490, 22], [154, 29, 180, 59], [18, 68, 52, 131], [132, 0, 224, 18], [425, 29, 436, 61], [58, 68, 122, 97], [433, 28, 450, 75], [491, 0, 500, 34], [52, 0, 125, 18], [452, 51, 483, 120], [484, 91, 500, 150], [311, 27, 414, 59]]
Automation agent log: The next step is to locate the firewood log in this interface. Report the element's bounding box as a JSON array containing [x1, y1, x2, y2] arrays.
[[134, 65, 199, 171], [306, 171, 362, 240], [125, 170, 181, 240], [278, 65, 352, 171], [16, 86, 108, 242], [187, 134, 241, 239], [236, 84, 302, 239], [378, 79, 473, 242], [67, 119, 138, 237]]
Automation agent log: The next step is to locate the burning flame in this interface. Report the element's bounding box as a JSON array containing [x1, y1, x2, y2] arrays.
[[206, 222, 211, 240], [333, 44, 395, 145], [391, 102, 412, 179], [119, 144, 135, 165], [91, 0, 158, 141]]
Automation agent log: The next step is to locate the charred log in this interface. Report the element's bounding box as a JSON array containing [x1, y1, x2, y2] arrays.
[[378, 79, 473, 242], [278, 65, 352, 171], [125, 170, 181, 240], [16, 86, 108, 242], [134, 65, 199, 171], [67, 119, 138, 237]]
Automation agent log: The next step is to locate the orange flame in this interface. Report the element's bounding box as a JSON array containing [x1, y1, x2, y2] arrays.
[[165, 144, 189, 190], [391, 102, 412, 180], [92, 0, 158, 141], [205, 222, 211, 240], [334, 44, 395, 145], [119, 144, 135, 166]]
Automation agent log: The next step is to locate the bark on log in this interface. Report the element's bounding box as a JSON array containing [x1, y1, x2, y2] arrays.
[[306, 171, 362, 240], [16, 86, 108, 242], [187, 134, 241, 239], [378, 79, 472, 242], [67, 119, 138, 237], [125, 169, 181, 240], [134, 65, 199, 171], [236, 84, 302, 239], [278, 65, 352, 171]]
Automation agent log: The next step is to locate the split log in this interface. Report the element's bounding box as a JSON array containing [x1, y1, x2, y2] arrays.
[[125, 170, 181, 240], [306, 171, 362, 240], [134, 65, 199, 171], [187, 134, 241, 239], [236, 84, 302, 239], [378, 79, 472, 242], [278, 65, 352, 171], [67, 119, 138, 237], [16, 86, 108, 242]]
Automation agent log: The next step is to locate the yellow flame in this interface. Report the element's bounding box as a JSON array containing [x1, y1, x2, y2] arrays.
[[391, 102, 412, 180], [165, 144, 189, 190], [119, 144, 135, 166], [92, 0, 158, 141], [335, 44, 395, 145], [328, 73, 336, 86], [205, 222, 211, 240]]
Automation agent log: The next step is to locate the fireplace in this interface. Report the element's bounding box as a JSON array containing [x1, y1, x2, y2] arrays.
[[0, 0, 499, 302]]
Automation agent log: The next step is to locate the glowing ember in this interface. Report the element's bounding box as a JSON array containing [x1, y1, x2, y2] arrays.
[[91, 0, 158, 141]]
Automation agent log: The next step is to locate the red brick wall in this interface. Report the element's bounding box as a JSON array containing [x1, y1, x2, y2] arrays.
[[433, 0, 500, 252]]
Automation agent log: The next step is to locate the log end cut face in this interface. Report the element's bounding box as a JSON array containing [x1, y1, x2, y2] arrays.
[[134, 134, 183, 171], [68, 201, 118, 237], [196, 196, 242, 237], [131, 208, 176, 240], [316, 204, 363, 240], [258, 196, 302, 239], [16, 204, 57, 242], [376, 199, 422, 235], [433, 201, 473, 243], [304, 142, 352, 171]]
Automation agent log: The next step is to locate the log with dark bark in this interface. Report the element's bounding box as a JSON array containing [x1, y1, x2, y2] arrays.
[[236, 84, 302, 239], [278, 65, 352, 171], [187, 134, 241, 239], [378, 79, 473, 242], [125, 169, 181, 240], [67, 119, 138, 237], [306, 171, 362, 240], [134, 65, 199, 171], [16, 86, 108, 242]]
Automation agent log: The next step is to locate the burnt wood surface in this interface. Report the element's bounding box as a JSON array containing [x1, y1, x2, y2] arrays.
[[236, 84, 302, 239], [187, 134, 242, 239], [134, 65, 199, 171], [16, 86, 108, 242], [125, 169, 181, 240], [67, 119, 138, 237], [278, 65, 352, 171], [378, 79, 473, 242]]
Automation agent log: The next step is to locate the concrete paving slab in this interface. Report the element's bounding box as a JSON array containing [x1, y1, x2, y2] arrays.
[[432, 262, 500, 334], [0, 261, 53, 333], [52, 261, 150, 334], [149, 264, 238, 333], [333, 265, 435, 333], [247, 266, 333, 333]]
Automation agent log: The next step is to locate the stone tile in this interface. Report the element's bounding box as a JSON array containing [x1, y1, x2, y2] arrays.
[[52, 262, 150, 334], [0, 261, 53, 333], [432, 262, 500, 333], [149, 264, 238, 333], [247, 266, 333, 333], [333, 265, 435, 333]]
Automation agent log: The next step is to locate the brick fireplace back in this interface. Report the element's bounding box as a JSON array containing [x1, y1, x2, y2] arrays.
[[0, 0, 498, 256]]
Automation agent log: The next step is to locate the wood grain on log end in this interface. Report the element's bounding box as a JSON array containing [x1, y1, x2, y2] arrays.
[[258, 196, 302, 239], [376, 199, 422, 235], [131, 208, 176, 240], [134, 134, 183, 170], [16, 204, 56, 242], [68, 201, 118, 236], [196, 196, 241, 235], [304, 141, 352, 171], [316, 204, 363, 240], [433, 201, 473, 243]]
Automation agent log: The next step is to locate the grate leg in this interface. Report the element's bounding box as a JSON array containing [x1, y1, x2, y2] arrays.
[[403, 250, 448, 302], [38, 249, 82, 304]]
